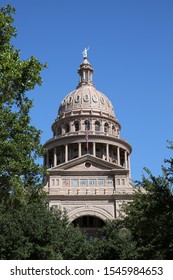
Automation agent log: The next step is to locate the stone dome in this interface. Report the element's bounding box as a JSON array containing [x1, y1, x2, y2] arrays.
[[58, 84, 115, 118], [58, 57, 116, 119]]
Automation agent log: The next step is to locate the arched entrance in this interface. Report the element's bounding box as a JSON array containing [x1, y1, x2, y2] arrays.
[[72, 215, 105, 240]]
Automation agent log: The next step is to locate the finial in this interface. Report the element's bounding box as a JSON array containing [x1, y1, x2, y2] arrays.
[[82, 47, 89, 59]]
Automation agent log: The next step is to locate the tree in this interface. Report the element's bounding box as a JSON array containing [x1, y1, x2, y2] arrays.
[[0, 4, 47, 206], [0, 5, 92, 260], [0, 201, 91, 260], [124, 165, 173, 259], [88, 220, 138, 260], [164, 141, 173, 186]]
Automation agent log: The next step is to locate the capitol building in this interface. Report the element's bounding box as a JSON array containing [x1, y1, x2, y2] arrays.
[[44, 49, 134, 238]]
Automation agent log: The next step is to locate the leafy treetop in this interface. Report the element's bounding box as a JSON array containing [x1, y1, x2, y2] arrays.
[[0, 4, 47, 206]]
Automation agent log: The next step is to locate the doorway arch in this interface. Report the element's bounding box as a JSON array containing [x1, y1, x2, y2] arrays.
[[72, 215, 105, 240], [69, 207, 113, 240]]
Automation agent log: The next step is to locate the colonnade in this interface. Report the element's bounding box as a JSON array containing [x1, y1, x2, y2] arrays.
[[45, 142, 130, 169]]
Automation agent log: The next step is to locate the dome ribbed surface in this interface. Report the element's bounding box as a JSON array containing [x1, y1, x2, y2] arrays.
[[58, 84, 115, 118]]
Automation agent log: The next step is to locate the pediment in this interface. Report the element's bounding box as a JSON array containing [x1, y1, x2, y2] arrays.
[[49, 154, 124, 172]]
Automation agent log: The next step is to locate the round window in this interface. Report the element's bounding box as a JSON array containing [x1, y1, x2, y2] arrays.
[[85, 162, 91, 168], [100, 97, 105, 104], [92, 95, 98, 103], [83, 94, 89, 102]]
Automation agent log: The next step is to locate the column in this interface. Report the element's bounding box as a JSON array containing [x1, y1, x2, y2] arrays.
[[102, 122, 104, 133], [71, 121, 74, 132], [61, 126, 65, 135], [65, 144, 68, 162], [54, 147, 57, 167], [128, 154, 131, 179], [106, 143, 109, 161], [46, 150, 49, 167], [117, 146, 120, 166], [93, 142, 96, 157], [70, 121, 73, 132], [125, 150, 128, 169], [79, 120, 81, 131], [78, 142, 81, 157]]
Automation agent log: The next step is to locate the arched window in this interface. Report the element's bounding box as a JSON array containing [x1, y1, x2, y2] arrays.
[[68, 96, 72, 104], [95, 121, 100, 132], [85, 72, 89, 81], [104, 123, 109, 133], [85, 120, 90, 130], [75, 95, 80, 103], [65, 123, 70, 133], [57, 126, 62, 136], [74, 121, 80, 131]]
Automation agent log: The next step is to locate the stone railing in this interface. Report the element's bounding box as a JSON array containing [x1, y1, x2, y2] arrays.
[[47, 187, 134, 196]]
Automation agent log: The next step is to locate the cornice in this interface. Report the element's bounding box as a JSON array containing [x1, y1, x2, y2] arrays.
[[47, 193, 134, 201]]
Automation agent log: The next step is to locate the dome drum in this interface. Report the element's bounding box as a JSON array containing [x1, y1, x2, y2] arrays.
[[52, 116, 121, 138]]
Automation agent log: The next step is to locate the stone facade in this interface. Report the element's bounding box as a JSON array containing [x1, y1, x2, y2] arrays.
[[44, 53, 134, 235]]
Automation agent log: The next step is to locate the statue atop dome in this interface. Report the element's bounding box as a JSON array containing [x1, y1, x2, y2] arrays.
[[82, 47, 89, 58]]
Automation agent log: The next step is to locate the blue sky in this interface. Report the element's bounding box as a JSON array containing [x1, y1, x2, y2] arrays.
[[1, 0, 173, 181]]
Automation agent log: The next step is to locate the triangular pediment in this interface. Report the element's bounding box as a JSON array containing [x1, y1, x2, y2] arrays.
[[49, 154, 125, 172]]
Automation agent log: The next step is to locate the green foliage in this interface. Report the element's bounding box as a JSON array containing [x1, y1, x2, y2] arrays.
[[0, 201, 89, 260], [89, 220, 138, 260], [0, 5, 16, 48], [124, 167, 173, 259], [0, 4, 47, 205], [0, 4, 90, 261], [58, 225, 90, 260], [163, 141, 173, 186]]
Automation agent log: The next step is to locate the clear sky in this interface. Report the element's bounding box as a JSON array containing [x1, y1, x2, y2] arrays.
[[1, 0, 173, 181]]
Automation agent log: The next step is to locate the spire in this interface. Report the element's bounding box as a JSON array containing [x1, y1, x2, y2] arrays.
[[77, 48, 94, 88]]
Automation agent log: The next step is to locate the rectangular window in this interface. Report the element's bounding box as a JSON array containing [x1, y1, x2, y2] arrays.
[[80, 179, 88, 187], [62, 179, 70, 187], [107, 179, 113, 186], [98, 179, 105, 187], [71, 179, 79, 187], [89, 179, 96, 187], [56, 179, 59, 186]]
